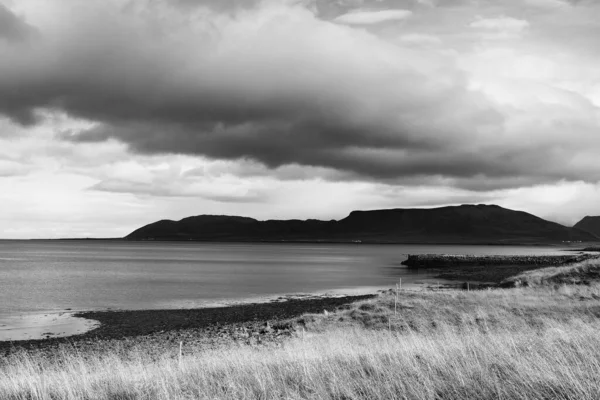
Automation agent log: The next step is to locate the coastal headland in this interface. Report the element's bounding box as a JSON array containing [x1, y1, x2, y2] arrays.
[[125, 204, 600, 245]]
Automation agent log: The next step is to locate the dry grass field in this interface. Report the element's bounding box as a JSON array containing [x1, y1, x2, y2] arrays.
[[2, 261, 600, 400], [502, 257, 600, 287]]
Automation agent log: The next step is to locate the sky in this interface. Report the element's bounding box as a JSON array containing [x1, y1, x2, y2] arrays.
[[0, 0, 599, 238]]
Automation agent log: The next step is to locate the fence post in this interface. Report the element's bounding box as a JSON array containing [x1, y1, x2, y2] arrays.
[[395, 283, 398, 315], [179, 341, 183, 367]]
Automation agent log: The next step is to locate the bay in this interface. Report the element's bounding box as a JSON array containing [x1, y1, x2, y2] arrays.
[[0, 240, 569, 318]]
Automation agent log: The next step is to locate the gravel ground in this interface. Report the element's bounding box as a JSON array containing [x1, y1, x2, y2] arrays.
[[0, 294, 375, 358]]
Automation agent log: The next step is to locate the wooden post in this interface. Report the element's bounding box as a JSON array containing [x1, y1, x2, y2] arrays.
[[179, 341, 183, 367], [395, 284, 398, 315]]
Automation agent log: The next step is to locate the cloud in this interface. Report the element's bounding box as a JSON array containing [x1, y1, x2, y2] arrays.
[[1, 0, 600, 239], [333, 9, 412, 24], [398, 33, 442, 46], [470, 16, 529, 32], [0, 3, 36, 42], [1, 1, 504, 181], [524, 0, 569, 9], [0, 159, 30, 177], [90, 178, 267, 203], [82, 156, 269, 202], [169, 0, 263, 12], [0, 0, 599, 197], [470, 16, 529, 39]]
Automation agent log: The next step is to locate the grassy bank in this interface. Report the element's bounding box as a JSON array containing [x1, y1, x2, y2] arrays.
[[2, 320, 600, 400], [502, 257, 600, 287], [2, 263, 600, 399]]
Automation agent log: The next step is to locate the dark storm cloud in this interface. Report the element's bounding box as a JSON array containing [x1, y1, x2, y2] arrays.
[[0, 3, 35, 42], [1, 0, 600, 191], [0, 4, 38, 124]]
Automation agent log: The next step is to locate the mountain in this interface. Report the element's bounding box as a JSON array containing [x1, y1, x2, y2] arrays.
[[126, 204, 599, 244], [574, 216, 600, 237]]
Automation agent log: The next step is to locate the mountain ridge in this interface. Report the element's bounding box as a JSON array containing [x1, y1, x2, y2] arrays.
[[574, 216, 600, 238], [126, 204, 599, 245]]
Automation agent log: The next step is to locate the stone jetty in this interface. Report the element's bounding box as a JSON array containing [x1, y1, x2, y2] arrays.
[[583, 247, 600, 252], [402, 253, 596, 268]]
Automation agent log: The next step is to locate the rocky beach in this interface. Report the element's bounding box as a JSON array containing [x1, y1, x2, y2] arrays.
[[0, 294, 375, 357]]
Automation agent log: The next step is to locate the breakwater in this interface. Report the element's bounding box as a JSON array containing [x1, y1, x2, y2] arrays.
[[402, 253, 596, 268], [583, 247, 600, 252]]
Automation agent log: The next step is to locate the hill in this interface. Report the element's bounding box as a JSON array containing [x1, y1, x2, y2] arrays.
[[125, 204, 599, 244], [574, 216, 600, 237]]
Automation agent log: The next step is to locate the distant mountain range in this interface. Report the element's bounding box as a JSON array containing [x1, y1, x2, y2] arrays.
[[126, 204, 600, 245], [574, 216, 600, 238]]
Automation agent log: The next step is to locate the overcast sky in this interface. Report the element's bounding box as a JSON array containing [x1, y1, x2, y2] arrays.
[[1, 0, 599, 238]]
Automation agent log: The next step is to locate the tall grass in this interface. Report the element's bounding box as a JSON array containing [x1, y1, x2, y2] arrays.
[[2, 320, 600, 399], [502, 258, 600, 287], [300, 281, 600, 335], [2, 278, 600, 399]]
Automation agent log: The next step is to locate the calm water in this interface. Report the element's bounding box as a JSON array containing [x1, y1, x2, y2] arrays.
[[0, 240, 569, 318]]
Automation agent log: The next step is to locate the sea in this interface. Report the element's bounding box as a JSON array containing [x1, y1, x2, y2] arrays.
[[0, 240, 571, 319]]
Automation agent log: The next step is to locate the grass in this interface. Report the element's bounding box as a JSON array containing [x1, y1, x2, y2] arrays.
[[298, 284, 600, 336], [3, 263, 600, 399], [3, 321, 600, 400], [502, 258, 600, 287]]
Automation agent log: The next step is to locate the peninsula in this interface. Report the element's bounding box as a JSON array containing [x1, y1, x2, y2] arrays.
[[126, 204, 598, 245]]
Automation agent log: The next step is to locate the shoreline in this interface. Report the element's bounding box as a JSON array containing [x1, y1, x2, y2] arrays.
[[0, 286, 394, 343], [0, 282, 441, 344], [3, 261, 599, 399], [3, 252, 592, 351], [0, 312, 100, 342], [0, 294, 376, 354]]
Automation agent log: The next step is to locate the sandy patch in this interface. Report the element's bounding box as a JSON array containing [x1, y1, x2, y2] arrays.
[[0, 312, 99, 341]]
